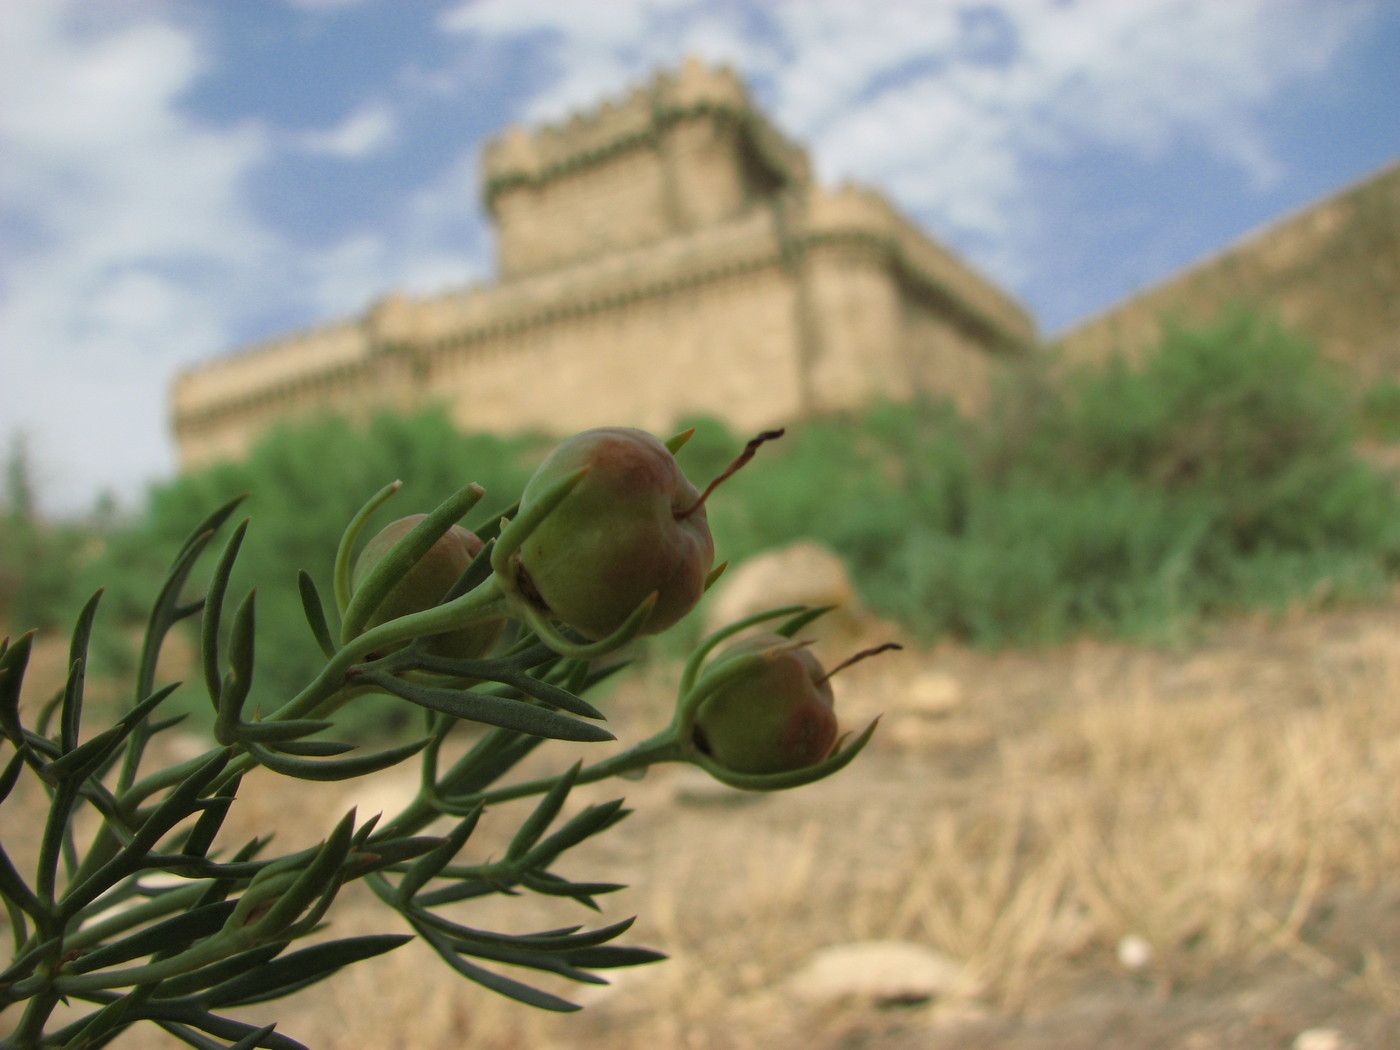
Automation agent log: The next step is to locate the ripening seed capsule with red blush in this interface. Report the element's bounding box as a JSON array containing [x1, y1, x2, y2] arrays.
[[353, 514, 503, 659], [691, 633, 839, 775], [512, 427, 715, 641]]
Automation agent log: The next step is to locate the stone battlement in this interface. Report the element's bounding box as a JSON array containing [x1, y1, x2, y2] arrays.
[[483, 58, 813, 277], [482, 58, 807, 195]]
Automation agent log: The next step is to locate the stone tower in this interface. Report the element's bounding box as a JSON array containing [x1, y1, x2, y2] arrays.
[[171, 58, 1036, 469]]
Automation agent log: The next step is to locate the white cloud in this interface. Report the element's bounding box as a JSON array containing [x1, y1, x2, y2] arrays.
[[435, 0, 1374, 262], [300, 149, 490, 320], [0, 0, 277, 513], [297, 100, 396, 158], [439, 0, 747, 122], [284, 0, 372, 8], [994, 0, 1363, 183]]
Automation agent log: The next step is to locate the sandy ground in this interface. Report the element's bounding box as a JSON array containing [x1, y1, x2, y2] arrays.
[[5, 597, 1400, 1050]]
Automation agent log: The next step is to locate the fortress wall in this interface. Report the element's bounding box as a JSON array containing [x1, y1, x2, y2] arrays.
[[890, 214, 1034, 351], [428, 260, 804, 438], [664, 115, 751, 228], [173, 320, 370, 411], [802, 240, 906, 412], [796, 185, 1035, 352], [408, 211, 782, 345], [1057, 160, 1400, 380], [177, 359, 374, 468], [900, 294, 999, 416], [495, 144, 673, 276]]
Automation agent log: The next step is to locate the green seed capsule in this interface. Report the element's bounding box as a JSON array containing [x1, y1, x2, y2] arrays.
[[513, 427, 716, 640], [353, 514, 503, 659], [692, 633, 838, 775]]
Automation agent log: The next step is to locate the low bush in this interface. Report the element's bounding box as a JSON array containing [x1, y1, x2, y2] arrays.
[[33, 310, 1400, 694], [691, 310, 1400, 644]]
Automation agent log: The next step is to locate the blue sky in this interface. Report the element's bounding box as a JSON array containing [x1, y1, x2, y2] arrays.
[[3, 0, 1399, 515]]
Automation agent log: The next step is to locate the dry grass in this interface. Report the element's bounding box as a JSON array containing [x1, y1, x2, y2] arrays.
[[6, 602, 1400, 1049]]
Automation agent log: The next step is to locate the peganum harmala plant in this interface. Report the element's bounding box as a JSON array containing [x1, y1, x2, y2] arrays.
[[0, 425, 894, 1050]]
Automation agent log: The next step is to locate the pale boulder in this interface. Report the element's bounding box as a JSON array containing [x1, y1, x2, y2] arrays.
[[706, 542, 860, 635], [786, 940, 969, 1006]]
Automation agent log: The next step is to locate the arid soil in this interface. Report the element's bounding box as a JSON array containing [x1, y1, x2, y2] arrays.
[[5, 598, 1400, 1050]]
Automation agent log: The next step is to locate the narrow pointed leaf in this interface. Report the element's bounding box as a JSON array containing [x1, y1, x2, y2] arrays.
[[297, 570, 336, 658], [0, 839, 45, 920], [777, 604, 835, 638], [0, 630, 35, 745], [202, 520, 249, 710], [346, 834, 446, 877], [520, 869, 625, 902], [226, 1024, 281, 1050], [145, 1005, 307, 1050], [436, 731, 544, 799], [202, 935, 412, 1008], [451, 940, 605, 985], [245, 819, 353, 939], [215, 590, 256, 743], [399, 658, 604, 720], [230, 719, 336, 744], [396, 807, 481, 904], [155, 944, 288, 999], [43, 683, 179, 782], [524, 799, 628, 866], [425, 915, 637, 954], [70, 901, 239, 974], [507, 761, 579, 860], [60, 749, 233, 918], [0, 748, 24, 804], [62, 589, 105, 752], [334, 478, 403, 617], [182, 774, 241, 860], [358, 671, 612, 742], [563, 944, 669, 969], [341, 481, 484, 641], [416, 923, 581, 1013], [263, 738, 356, 757], [247, 736, 428, 782]]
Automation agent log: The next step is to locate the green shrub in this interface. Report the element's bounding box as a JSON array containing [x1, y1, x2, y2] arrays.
[[692, 310, 1400, 645], [37, 310, 1400, 696], [1362, 376, 1400, 441]]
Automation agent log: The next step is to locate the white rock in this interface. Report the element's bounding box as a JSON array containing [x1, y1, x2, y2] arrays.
[[1293, 1029, 1352, 1050], [1116, 933, 1153, 972], [786, 940, 967, 1005], [706, 542, 858, 631], [904, 670, 964, 716]]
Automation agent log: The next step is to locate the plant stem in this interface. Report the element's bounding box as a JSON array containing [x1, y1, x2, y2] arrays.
[[385, 730, 686, 837]]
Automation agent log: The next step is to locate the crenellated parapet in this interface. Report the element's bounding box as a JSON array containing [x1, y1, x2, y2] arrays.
[[483, 58, 807, 195], [483, 57, 812, 277]]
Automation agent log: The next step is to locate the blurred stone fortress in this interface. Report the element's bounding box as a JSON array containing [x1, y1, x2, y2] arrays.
[[171, 58, 1400, 471], [171, 58, 1035, 469]]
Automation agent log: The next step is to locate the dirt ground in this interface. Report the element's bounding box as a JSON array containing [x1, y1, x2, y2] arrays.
[[5, 597, 1400, 1050]]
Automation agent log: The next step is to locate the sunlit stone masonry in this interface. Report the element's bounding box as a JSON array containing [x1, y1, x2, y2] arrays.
[[170, 57, 1036, 469]]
